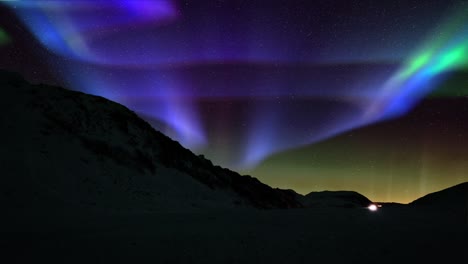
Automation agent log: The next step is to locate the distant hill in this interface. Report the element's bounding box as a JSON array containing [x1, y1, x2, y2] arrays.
[[300, 190, 373, 208], [410, 182, 468, 209], [0, 70, 301, 213]]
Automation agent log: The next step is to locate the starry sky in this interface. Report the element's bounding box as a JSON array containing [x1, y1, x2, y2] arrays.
[[1, 0, 467, 203]]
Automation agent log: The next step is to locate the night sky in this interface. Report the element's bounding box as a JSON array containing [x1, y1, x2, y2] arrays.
[[1, 0, 467, 203]]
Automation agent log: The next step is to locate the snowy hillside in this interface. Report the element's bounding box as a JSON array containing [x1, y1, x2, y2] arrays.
[[0, 71, 300, 213]]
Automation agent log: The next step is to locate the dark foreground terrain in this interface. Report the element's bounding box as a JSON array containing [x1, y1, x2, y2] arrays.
[[1, 71, 467, 263], [3, 205, 467, 263]]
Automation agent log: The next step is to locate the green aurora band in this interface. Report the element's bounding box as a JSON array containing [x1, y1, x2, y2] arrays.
[[0, 27, 11, 46], [245, 7, 468, 203]]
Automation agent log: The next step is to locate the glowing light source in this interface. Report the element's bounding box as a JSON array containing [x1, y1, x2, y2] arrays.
[[368, 204, 378, 211]]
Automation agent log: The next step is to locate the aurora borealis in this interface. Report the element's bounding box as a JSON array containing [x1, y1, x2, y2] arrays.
[[1, 0, 467, 203], [245, 90, 468, 203]]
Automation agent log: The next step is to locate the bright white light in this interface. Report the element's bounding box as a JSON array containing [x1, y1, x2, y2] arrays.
[[368, 204, 378, 211]]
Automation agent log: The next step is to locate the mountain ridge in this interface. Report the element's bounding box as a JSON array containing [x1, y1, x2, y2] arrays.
[[1, 70, 467, 213], [0, 70, 301, 211], [410, 182, 468, 209]]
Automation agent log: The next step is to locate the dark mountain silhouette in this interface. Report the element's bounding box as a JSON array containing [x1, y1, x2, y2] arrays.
[[410, 182, 468, 209], [300, 190, 373, 208], [410, 182, 468, 226], [4, 70, 466, 216], [0, 70, 301, 212], [1, 71, 467, 264]]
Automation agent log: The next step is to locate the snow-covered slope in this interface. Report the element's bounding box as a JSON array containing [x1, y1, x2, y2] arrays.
[[0, 71, 301, 212]]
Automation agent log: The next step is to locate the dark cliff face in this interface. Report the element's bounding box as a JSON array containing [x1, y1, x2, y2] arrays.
[[0, 71, 301, 211]]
